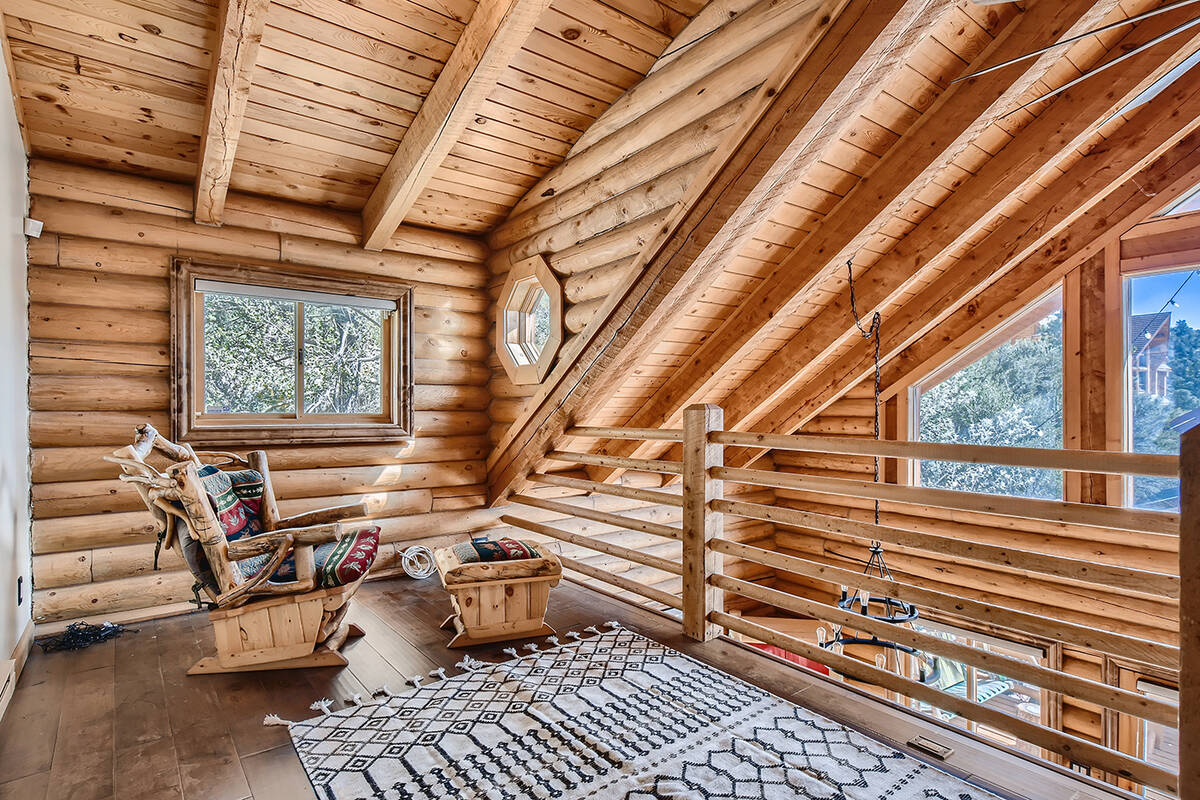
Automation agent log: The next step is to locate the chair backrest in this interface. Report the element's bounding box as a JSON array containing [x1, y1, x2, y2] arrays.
[[106, 424, 252, 600]]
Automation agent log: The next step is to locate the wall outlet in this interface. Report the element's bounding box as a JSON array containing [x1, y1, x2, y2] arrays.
[[23, 217, 42, 238]]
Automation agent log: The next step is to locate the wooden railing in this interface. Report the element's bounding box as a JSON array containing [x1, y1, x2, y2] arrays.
[[501, 404, 1186, 796]]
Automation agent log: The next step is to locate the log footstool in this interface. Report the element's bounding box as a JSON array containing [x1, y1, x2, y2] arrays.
[[434, 538, 562, 648]]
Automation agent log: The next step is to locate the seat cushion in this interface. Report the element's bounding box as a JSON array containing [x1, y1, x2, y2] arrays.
[[198, 465, 264, 541], [238, 525, 381, 587], [436, 539, 561, 586], [451, 537, 541, 564]]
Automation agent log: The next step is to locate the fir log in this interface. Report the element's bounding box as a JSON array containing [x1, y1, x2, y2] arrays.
[[28, 159, 488, 262]]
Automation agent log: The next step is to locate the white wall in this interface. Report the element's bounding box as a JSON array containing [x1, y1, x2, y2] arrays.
[[0, 55, 29, 658]]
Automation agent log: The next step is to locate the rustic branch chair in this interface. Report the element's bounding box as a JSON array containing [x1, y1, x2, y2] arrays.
[[106, 424, 381, 675]]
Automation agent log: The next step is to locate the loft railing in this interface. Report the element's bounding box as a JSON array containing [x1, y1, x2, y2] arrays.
[[500, 404, 1185, 796]]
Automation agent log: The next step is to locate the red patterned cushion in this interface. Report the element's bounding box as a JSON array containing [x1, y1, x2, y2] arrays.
[[314, 526, 380, 588], [198, 465, 262, 542]]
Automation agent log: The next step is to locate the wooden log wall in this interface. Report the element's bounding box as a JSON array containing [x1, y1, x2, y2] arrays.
[[489, 471, 776, 612], [484, 0, 811, 446], [24, 159, 509, 625]]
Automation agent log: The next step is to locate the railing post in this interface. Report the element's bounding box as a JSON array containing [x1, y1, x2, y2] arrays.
[[1181, 425, 1199, 800], [683, 403, 723, 641]]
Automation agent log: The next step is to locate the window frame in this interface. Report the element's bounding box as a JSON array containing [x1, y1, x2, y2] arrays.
[[171, 257, 414, 446], [497, 255, 562, 385]]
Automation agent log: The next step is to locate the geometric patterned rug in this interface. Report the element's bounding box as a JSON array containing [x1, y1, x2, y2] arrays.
[[286, 625, 1002, 799]]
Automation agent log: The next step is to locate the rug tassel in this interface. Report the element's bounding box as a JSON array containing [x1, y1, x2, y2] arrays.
[[566, 630, 582, 640], [374, 685, 400, 698], [455, 655, 488, 672], [546, 636, 560, 647], [523, 642, 539, 653], [502, 647, 519, 658], [309, 698, 333, 716], [346, 693, 365, 707], [263, 713, 293, 727], [605, 620, 621, 630], [408, 674, 423, 688], [429, 667, 448, 681], [584, 625, 601, 635]]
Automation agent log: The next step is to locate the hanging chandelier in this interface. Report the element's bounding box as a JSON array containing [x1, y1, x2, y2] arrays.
[[820, 261, 919, 657]]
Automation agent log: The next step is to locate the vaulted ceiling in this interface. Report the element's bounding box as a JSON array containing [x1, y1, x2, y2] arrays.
[[6, 0, 1200, 505], [2, 0, 702, 234]]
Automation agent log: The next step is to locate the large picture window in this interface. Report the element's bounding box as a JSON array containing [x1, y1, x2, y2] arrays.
[[1124, 266, 1200, 510], [172, 259, 413, 445], [911, 290, 1064, 499]]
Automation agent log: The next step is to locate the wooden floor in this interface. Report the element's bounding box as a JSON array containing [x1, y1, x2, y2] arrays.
[[0, 576, 1123, 800]]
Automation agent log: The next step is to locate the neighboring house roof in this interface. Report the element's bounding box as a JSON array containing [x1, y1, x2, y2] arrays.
[[1129, 312, 1172, 353], [1170, 406, 1200, 435]]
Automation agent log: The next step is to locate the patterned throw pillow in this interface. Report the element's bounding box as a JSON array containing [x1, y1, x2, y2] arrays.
[[451, 537, 541, 564], [197, 465, 263, 542], [237, 525, 381, 587]]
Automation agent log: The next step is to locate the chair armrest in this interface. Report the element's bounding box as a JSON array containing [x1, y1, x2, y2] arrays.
[[226, 523, 343, 561], [276, 502, 371, 529]]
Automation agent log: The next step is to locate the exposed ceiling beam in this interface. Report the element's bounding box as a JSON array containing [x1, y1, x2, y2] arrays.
[[703, 7, 1200, 430], [194, 0, 271, 226], [486, 0, 956, 503], [587, 0, 1121, 473], [735, 70, 1200, 464], [360, 0, 547, 251]]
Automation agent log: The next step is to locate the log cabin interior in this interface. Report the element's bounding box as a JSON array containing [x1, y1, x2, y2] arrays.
[[0, 0, 1198, 798]]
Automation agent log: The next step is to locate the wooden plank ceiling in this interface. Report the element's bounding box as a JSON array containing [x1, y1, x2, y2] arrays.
[[6, 0, 1200, 505], [486, 0, 1200, 499], [2, 0, 701, 233]]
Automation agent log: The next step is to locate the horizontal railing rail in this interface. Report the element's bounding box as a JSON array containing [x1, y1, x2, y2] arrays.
[[509, 403, 1184, 795]]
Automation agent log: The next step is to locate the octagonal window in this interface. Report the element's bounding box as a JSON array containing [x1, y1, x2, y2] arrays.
[[498, 256, 562, 385]]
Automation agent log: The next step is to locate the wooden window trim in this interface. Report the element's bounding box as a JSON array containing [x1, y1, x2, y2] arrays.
[[496, 255, 562, 385], [171, 257, 414, 446]]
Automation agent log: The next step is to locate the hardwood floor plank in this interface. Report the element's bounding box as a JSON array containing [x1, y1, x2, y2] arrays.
[[113, 736, 184, 800], [0, 770, 49, 800], [0, 576, 1105, 799], [156, 612, 251, 800], [240, 745, 317, 800], [46, 663, 115, 800]]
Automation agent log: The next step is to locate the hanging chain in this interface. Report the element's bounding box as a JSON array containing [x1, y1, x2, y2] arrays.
[[846, 260, 882, 528]]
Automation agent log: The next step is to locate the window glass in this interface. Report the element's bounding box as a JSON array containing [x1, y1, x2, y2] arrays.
[[1126, 268, 1200, 510], [914, 291, 1064, 499], [203, 293, 296, 414], [1142, 718, 1177, 800], [911, 623, 1044, 758], [1160, 182, 1200, 218], [303, 303, 385, 415], [530, 288, 551, 354]]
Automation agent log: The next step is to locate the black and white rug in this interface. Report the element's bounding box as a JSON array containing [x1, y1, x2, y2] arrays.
[[285, 625, 1000, 799]]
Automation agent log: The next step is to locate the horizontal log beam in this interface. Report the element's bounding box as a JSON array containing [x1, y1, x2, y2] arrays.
[[508, 494, 682, 540], [527, 473, 683, 507], [502, 515, 682, 575], [713, 612, 1177, 794], [713, 573, 1177, 726], [714, 498, 1179, 599], [545, 451, 683, 474], [709, 538, 1179, 670], [714, 467, 1178, 535], [709, 431, 1178, 477], [557, 554, 682, 610]]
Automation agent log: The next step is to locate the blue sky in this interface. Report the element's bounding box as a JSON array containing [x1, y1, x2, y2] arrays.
[[1130, 269, 1200, 327]]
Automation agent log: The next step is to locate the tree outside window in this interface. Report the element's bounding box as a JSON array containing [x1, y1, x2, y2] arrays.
[[913, 291, 1064, 499]]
